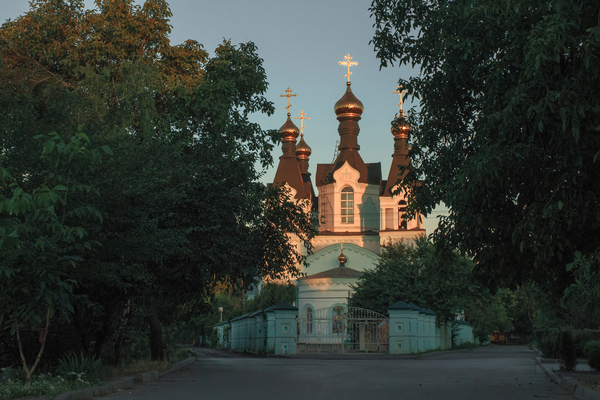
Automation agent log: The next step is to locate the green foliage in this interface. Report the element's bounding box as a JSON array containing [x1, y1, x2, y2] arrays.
[[56, 353, 104, 382], [1, 0, 315, 366], [584, 340, 600, 371], [558, 329, 577, 371], [537, 333, 558, 359], [0, 367, 95, 400], [465, 289, 513, 343], [563, 250, 600, 328], [370, 0, 600, 295], [350, 238, 473, 321], [245, 283, 296, 313], [351, 238, 511, 342], [209, 329, 219, 349]]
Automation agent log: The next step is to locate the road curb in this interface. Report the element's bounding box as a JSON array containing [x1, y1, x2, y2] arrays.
[[536, 357, 600, 400], [27, 356, 197, 400]]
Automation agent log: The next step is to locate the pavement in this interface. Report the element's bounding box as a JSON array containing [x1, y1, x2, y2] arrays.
[[26, 346, 600, 399], [100, 345, 576, 400]]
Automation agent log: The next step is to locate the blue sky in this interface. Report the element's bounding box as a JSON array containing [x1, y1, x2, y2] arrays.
[[2, 0, 447, 234]]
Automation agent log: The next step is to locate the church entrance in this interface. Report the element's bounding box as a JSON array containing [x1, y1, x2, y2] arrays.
[[297, 307, 389, 354]]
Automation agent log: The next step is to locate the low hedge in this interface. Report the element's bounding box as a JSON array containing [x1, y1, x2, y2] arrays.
[[584, 340, 600, 370], [535, 328, 600, 359]]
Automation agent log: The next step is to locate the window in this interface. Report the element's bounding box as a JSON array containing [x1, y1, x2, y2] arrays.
[[306, 307, 313, 334], [398, 200, 407, 229], [341, 187, 354, 224]]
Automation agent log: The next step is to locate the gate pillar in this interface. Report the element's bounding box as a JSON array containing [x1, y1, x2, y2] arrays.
[[273, 302, 298, 355], [387, 301, 413, 354]]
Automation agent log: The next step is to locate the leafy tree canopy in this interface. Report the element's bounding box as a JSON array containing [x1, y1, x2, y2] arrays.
[[1, 0, 314, 362], [370, 0, 600, 294]]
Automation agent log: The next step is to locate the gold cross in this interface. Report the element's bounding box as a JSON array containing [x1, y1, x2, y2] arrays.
[[393, 86, 409, 112], [338, 53, 358, 82], [294, 110, 310, 135], [280, 87, 297, 113]]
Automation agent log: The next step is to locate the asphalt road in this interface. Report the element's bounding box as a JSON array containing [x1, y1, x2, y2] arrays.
[[106, 346, 574, 400]]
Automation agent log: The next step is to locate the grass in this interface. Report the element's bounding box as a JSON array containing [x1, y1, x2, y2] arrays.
[[0, 368, 97, 400], [0, 347, 196, 400]]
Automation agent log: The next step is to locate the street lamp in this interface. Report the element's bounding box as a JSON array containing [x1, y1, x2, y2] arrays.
[[219, 307, 223, 322]]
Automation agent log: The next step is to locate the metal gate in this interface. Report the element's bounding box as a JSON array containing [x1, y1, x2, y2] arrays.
[[297, 306, 389, 354]]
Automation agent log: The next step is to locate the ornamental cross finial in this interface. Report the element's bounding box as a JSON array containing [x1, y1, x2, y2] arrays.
[[294, 110, 310, 135], [280, 87, 297, 113], [393, 86, 409, 113], [338, 53, 358, 82]]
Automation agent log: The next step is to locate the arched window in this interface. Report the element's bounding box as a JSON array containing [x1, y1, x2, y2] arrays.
[[306, 307, 313, 334], [341, 187, 354, 224], [398, 200, 408, 229]]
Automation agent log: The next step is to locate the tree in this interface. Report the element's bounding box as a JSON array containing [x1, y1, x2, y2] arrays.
[[370, 0, 600, 294], [350, 239, 512, 341], [351, 239, 471, 321], [0, 131, 108, 385], [0, 0, 313, 364]]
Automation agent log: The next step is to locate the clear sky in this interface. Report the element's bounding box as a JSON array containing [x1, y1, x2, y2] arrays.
[[2, 0, 447, 235]]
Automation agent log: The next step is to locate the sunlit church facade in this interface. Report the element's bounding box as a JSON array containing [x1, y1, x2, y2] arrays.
[[269, 56, 425, 319]]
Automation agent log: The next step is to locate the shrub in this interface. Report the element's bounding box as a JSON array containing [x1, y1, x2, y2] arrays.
[[56, 353, 103, 382], [584, 340, 600, 371], [209, 328, 219, 348], [558, 330, 577, 371], [537, 333, 558, 358], [572, 329, 600, 357]]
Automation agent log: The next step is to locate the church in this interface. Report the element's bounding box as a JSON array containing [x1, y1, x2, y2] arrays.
[[270, 54, 426, 319]]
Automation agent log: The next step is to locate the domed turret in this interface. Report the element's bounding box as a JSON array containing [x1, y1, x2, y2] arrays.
[[391, 110, 411, 138], [334, 82, 364, 116], [338, 243, 347, 266], [279, 114, 300, 157], [296, 133, 312, 157]]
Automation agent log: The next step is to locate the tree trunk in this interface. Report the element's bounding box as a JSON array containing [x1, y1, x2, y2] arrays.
[[147, 297, 164, 361], [17, 306, 51, 387]]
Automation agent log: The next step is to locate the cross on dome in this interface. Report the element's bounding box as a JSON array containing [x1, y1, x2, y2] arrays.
[[294, 110, 310, 135], [393, 86, 409, 113], [280, 87, 297, 114], [338, 53, 358, 82]]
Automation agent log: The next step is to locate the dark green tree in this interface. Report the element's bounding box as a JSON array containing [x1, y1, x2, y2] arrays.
[[370, 0, 600, 294], [1, 0, 314, 363], [350, 239, 512, 341], [0, 131, 108, 385]]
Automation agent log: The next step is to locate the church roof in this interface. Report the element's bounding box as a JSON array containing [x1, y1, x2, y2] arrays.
[[297, 265, 364, 280], [273, 156, 307, 199], [316, 160, 381, 186]]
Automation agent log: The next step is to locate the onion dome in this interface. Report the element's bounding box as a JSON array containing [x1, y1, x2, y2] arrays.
[[391, 111, 411, 138], [338, 244, 347, 266], [334, 82, 364, 116], [295, 134, 312, 158], [279, 113, 300, 139]]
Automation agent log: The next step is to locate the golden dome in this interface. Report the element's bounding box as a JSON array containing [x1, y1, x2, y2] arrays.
[[295, 134, 312, 157], [334, 82, 364, 116], [391, 111, 411, 138], [338, 244, 347, 266], [279, 114, 300, 139]]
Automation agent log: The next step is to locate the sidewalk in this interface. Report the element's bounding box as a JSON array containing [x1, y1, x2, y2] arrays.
[[536, 357, 600, 400]]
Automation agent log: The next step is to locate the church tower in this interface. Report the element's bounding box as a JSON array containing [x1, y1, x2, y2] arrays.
[[379, 87, 426, 243], [313, 54, 382, 254], [272, 88, 312, 202]]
